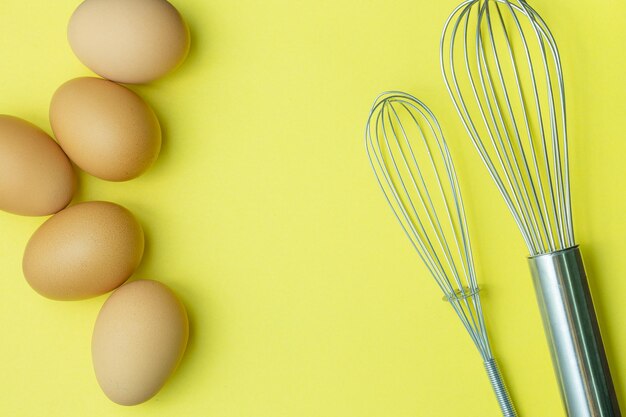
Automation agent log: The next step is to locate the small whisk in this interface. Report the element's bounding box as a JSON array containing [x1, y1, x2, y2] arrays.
[[441, 1, 621, 415], [365, 91, 516, 417]]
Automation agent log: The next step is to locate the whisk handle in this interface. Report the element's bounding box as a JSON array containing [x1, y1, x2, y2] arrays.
[[484, 358, 517, 417], [529, 246, 621, 417]]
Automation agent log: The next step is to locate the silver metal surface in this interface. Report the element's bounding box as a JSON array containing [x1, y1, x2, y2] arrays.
[[365, 91, 516, 416], [529, 247, 620, 417], [441, 0, 574, 257], [485, 359, 517, 417], [441, 0, 621, 414]]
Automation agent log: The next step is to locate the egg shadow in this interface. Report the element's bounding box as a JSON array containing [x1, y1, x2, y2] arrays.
[[127, 1, 214, 169], [154, 106, 171, 169], [140, 274, 214, 407], [129, 7, 218, 398], [123, 202, 216, 405], [164, 277, 208, 382], [66, 2, 217, 405], [68, 166, 88, 204]]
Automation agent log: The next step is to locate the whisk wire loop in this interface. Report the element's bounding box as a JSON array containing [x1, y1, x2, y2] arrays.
[[482, 1, 553, 251], [441, 0, 574, 256], [447, 1, 538, 252], [441, 1, 622, 414], [366, 91, 491, 359], [366, 91, 516, 415]]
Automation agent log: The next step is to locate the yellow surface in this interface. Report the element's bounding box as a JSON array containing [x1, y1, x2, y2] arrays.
[[0, 0, 624, 416]]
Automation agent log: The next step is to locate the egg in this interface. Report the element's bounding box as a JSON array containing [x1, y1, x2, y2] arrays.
[[68, 0, 190, 84], [0, 115, 76, 216], [92, 280, 189, 405], [22, 201, 144, 300], [50, 77, 161, 181]]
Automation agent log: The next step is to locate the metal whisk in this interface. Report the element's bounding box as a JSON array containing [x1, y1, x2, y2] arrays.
[[365, 91, 516, 417], [441, 1, 621, 416]]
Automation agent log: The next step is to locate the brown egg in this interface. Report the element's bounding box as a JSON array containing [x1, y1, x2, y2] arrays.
[[68, 0, 190, 84], [92, 280, 189, 405], [0, 115, 76, 216], [50, 77, 161, 181], [23, 201, 144, 300]]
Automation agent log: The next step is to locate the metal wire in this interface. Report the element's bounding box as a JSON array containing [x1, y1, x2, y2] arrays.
[[365, 92, 516, 416], [485, 359, 517, 417], [365, 90, 492, 361], [441, 0, 574, 256]]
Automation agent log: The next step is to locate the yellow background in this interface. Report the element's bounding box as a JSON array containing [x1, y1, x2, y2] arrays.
[[0, 0, 624, 416]]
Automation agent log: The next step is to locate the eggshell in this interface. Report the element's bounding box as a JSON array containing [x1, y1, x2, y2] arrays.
[[92, 280, 189, 405], [68, 0, 190, 84], [50, 77, 161, 181], [22, 201, 144, 300], [0, 115, 76, 216]]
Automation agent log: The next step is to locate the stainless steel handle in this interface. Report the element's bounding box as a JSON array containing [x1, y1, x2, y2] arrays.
[[528, 246, 621, 417]]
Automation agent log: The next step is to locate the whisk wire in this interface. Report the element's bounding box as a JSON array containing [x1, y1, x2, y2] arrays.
[[523, 1, 572, 249], [478, 4, 546, 251], [383, 101, 475, 327], [380, 105, 455, 292], [445, 2, 538, 252], [495, 1, 563, 251], [405, 103, 490, 354], [371, 103, 486, 352], [521, 1, 567, 248], [390, 103, 468, 294], [482, 1, 553, 251], [369, 101, 451, 295], [441, 0, 574, 256], [439, 1, 623, 414], [365, 92, 518, 413], [527, 4, 575, 245], [365, 91, 491, 358]]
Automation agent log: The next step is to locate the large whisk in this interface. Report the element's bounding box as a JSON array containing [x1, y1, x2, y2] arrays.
[[365, 91, 516, 416], [441, 1, 621, 416]]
